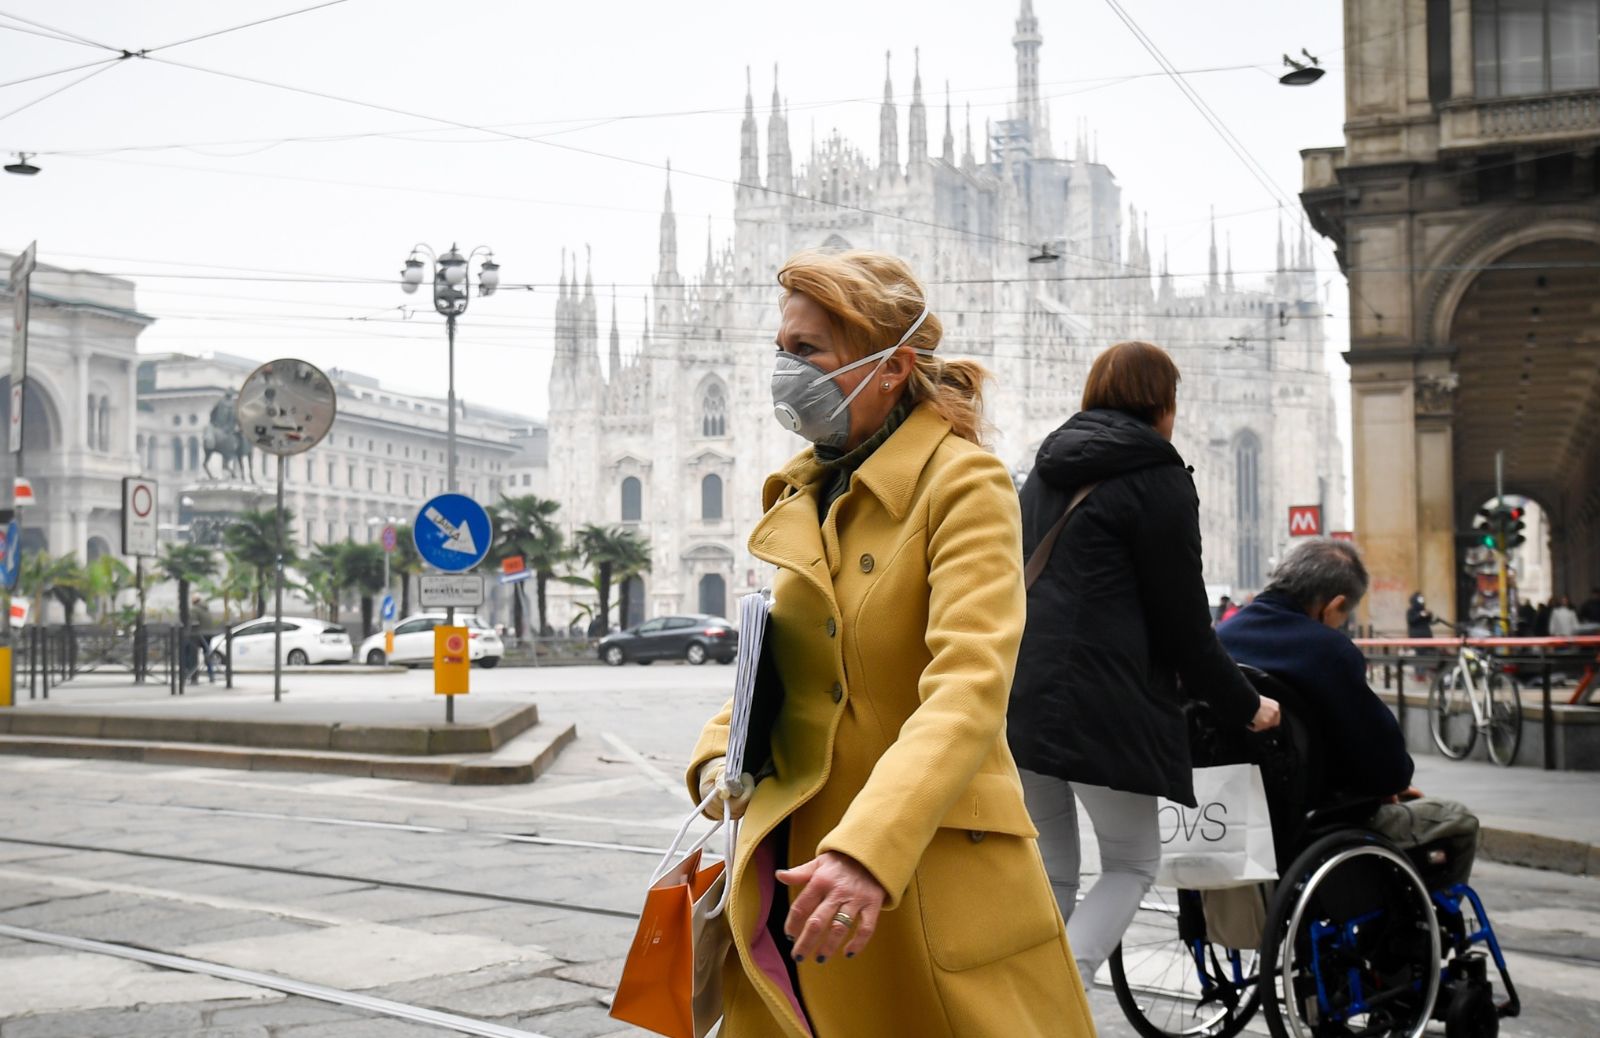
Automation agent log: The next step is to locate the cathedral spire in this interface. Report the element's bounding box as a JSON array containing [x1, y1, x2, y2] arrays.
[[767, 63, 792, 193], [962, 101, 975, 169], [583, 243, 593, 298], [1159, 237, 1174, 304], [907, 47, 928, 169], [658, 160, 678, 277], [1225, 233, 1235, 294], [739, 66, 760, 190], [1276, 205, 1285, 273], [1127, 205, 1140, 270], [1013, 0, 1046, 155], [608, 286, 621, 380], [879, 50, 899, 178], [558, 246, 568, 300], [941, 80, 955, 164], [704, 216, 715, 281], [1207, 205, 1219, 294]]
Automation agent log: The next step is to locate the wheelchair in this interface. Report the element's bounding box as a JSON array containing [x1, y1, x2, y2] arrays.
[[1109, 667, 1520, 1038]]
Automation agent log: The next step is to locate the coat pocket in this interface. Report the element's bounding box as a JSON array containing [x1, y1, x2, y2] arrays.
[[914, 827, 1062, 972]]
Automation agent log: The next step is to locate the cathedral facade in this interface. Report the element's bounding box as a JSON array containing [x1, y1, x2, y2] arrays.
[[545, 2, 1345, 629]]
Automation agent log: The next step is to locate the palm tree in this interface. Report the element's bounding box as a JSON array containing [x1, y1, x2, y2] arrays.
[[158, 542, 217, 633], [223, 508, 298, 617], [198, 556, 252, 627], [339, 542, 387, 638], [575, 524, 652, 636], [390, 524, 421, 618], [83, 555, 132, 625], [490, 495, 568, 638], [305, 543, 347, 622], [19, 552, 83, 627], [611, 529, 652, 632]]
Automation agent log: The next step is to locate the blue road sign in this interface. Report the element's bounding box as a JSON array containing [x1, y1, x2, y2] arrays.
[[412, 494, 492, 574], [0, 519, 18, 590], [380, 594, 396, 622]]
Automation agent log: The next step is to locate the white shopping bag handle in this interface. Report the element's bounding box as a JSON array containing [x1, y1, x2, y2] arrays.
[[652, 788, 739, 919]]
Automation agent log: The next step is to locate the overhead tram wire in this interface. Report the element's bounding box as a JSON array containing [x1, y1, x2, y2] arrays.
[[0, 60, 121, 126], [1100, 0, 1387, 324], [141, 54, 1100, 263], [0, 56, 125, 92], [142, 0, 356, 53], [0, 8, 119, 51]]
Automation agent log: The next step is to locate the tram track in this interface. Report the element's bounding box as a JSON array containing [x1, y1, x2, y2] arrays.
[[0, 835, 641, 921], [0, 922, 557, 1038]]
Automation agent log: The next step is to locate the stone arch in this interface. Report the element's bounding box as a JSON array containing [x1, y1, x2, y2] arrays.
[[0, 373, 63, 453], [820, 233, 853, 252], [697, 375, 728, 438], [1425, 208, 1600, 348]]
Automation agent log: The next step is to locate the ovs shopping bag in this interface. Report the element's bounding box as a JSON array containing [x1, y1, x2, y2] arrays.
[[1154, 764, 1277, 890]]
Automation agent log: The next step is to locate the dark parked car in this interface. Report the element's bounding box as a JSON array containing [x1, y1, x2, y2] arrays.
[[598, 614, 737, 666]]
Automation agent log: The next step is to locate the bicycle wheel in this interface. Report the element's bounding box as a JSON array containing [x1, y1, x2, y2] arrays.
[[1109, 886, 1260, 1038], [1484, 670, 1523, 766], [1428, 667, 1477, 760]]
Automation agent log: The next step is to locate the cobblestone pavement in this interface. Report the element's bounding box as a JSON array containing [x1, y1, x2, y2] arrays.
[[0, 664, 1596, 1036]]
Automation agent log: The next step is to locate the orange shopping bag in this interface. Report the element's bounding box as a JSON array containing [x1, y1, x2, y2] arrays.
[[611, 793, 736, 1038]]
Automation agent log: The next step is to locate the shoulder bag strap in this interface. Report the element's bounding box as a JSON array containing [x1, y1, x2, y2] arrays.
[[1023, 481, 1100, 590]]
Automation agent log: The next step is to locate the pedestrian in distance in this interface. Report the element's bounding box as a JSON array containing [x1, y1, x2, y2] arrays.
[[1406, 590, 1437, 681], [1550, 595, 1580, 637], [689, 249, 1095, 1038], [1579, 587, 1600, 627], [1007, 339, 1281, 981]]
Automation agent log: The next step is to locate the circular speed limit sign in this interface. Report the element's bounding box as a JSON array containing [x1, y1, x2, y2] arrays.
[[130, 483, 153, 518]]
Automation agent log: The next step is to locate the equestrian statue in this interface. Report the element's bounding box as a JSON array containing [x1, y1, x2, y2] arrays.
[[202, 391, 254, 482]]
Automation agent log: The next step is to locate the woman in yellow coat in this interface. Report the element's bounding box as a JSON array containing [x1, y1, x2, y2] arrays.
[[689, 249, 1096, 1037]]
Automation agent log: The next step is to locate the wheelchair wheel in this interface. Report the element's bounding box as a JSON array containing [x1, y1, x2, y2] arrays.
[[1110, 887, 1260, 1038], [1429, 668, 1477, 760], [1260, 831, 1440, 1038], [1484, 671, 1522, 767]]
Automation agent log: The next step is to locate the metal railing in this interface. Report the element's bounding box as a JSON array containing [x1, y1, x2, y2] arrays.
[[1355, 634, 1600, 772]]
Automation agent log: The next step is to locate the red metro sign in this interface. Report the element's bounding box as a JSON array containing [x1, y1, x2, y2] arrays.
[[1288, 505, 1323, 537]]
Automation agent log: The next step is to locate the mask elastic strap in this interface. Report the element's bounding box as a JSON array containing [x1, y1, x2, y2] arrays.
[[818, 308, 935, 420]]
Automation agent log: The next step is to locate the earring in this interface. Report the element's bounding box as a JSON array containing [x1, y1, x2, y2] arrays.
[[881, 381, 892, 390]]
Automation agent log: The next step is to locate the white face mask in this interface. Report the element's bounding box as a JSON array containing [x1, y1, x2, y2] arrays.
[[771, 308, 935, 447]]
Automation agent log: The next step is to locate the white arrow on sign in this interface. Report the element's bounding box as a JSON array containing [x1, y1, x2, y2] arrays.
[[423, 505, 477, 556]]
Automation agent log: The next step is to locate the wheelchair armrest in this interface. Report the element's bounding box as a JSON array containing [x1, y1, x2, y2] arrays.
[[1305, 797, 1384, 830]]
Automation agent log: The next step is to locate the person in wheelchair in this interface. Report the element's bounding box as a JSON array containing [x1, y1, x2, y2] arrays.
[[1217, 538, 1479, 887]]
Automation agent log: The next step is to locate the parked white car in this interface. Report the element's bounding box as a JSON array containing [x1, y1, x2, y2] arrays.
[[358, 613, 503, 668], [207, 617, 354, 666]]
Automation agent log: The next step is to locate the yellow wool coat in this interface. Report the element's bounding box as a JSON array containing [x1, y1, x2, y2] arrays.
[[687, 404, 1096, 1038]]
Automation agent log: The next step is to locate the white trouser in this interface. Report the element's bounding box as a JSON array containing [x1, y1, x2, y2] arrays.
[[1020, 769, 1161, 979]]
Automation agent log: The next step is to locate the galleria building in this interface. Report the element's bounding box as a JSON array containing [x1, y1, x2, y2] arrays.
[[544, 1, 1347, 628]]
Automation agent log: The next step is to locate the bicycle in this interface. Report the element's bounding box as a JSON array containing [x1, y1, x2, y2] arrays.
[[1427, 621, 1523, 766]]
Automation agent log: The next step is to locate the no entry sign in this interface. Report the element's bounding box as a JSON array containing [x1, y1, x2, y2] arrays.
[[122, 477, 158, 557]]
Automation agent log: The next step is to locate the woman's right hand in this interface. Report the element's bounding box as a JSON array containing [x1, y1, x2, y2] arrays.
[[1247, 695, 1282, 731]]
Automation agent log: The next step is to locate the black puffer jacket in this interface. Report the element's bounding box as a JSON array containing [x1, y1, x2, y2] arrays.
[[1007, 408, 1260, 806]]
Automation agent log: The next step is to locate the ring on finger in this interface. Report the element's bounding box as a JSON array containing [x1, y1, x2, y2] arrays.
[[832, 910, 854, 929]]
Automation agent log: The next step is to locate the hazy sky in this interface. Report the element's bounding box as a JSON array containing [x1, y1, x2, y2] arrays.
[[1, 0, 1350, 424]]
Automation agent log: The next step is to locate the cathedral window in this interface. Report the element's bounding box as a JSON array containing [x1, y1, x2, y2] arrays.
[[98, 397, 110, 451], [1234, 431, 1263, 589], [621, 476, 643, 522], [701, 383, 727, 437], [86, 395, 97, 448], [701, 473, 723, 520], [172, 437, 183, 471]]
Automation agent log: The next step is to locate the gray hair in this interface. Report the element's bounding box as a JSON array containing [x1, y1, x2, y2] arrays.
[[1263, 538, 1369, 611]]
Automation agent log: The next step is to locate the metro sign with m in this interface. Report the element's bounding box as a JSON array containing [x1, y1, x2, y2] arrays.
[[1288, 505, 1322, 537]]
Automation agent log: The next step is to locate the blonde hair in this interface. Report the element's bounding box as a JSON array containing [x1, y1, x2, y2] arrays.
[[776, 248, 993, 445]]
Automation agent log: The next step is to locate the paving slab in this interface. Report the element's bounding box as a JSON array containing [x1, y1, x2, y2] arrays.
[[1412, 756, 1600, 876]]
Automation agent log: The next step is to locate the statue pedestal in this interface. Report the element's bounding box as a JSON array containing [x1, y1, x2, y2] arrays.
[[182, 480, 270, 546]]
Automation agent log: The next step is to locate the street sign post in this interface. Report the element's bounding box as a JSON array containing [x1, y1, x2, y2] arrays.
[[381, 524, 397, 553], [237, 359, 337, 703], [419, 574, 484, 608], [121, 477, 158, 557], [412, 494, 491, 573], [380, 594, 396, 622], [0, 520, 17, 591], [4, 241, 34, 708], [499, 555, 530, 585], [1288, 504, 1322, 537]]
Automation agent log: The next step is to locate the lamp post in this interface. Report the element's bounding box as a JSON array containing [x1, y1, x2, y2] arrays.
[[398, 244, 500, 497]]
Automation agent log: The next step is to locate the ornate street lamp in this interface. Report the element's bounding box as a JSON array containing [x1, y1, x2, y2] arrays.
[[396, 243, 498, 495]]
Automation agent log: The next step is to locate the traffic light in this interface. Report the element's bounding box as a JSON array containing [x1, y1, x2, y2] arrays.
[[1475, 506, 1498, 549], [1505, 506, 1526, 550]]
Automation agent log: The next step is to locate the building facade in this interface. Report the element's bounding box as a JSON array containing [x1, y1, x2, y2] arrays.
[[136, 352, 544, 553], [544, 1, 1347, 629], [0, 255, 152, 563], [1301, 0, 1600, 630]]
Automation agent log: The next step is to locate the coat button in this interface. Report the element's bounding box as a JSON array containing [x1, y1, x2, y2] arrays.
[[829, 682, 843, 704], [968, 830, 986, 844], [859, 553, 875, 573], [825, 618, 837, 638]]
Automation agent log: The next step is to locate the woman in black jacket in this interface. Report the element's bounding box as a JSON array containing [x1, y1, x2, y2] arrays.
[[1008, 340, 1279, 978]]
